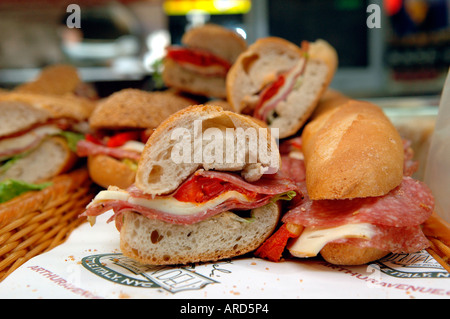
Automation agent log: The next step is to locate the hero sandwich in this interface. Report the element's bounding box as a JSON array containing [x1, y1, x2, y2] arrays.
[[82, 105, 299, 265]]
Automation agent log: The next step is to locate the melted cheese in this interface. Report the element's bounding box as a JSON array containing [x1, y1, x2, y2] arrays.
[[288, 223, 375, 258], [89, 189, 253, 216]]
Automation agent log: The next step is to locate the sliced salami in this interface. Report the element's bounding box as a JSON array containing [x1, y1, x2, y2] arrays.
[[282, 176, 434, 228]]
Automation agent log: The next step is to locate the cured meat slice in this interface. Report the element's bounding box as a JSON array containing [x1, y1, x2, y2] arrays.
[[166, 46, 231, 77], [76, 139, 141, 161], [332, 224, 430, 254], [282, 176, 434, 228], [82, 169, 299, 226]]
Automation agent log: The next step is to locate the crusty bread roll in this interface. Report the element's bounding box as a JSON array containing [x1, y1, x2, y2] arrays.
[[87, 155, 136, 190], [302, 99, 404, 200], [14, 64, 82, 96], [85, 89, 195, 189], [0, 100, 51, 137], [120, 202, 280, 265], [181, 24, 247, 63], [320, 243, 389, 266], [226, 37, 338, 138], [89, 89, 196, 130], [135, 104, 280, 195], [0, 136, 77, 183], [162, 24, 247, 98], [0, 92, 94, 121]]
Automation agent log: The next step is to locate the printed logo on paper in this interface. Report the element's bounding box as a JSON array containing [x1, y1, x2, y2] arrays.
[[370, 250, 450, 279], [81, 253, 232, 293]]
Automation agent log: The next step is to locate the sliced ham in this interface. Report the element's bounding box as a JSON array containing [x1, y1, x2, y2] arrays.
[[76, 139, 141, 161], [82, 169, 299, 226], [84, 195, 273, 229], [253, 60, 307, 122], [166, 46, 231, 77]]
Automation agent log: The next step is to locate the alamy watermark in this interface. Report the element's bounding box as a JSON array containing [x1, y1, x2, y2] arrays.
[[169, 120, 279, 169], [367, 4, 381, 29], [66, 4, 81, 29]]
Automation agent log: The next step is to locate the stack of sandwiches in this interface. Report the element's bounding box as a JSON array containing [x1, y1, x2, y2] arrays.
[[2, 23, 447, 270]]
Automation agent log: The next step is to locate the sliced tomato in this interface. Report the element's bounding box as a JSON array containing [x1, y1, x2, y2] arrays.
[[85, 133, 105, 145], [173, 175, 261, 204], [107, 131, 141, 148], [166, 46, 231, 71], [253, 73, 286, 120], [255, 223, 303, 261]]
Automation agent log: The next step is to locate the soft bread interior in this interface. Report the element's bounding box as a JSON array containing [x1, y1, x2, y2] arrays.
[[226, 38, 337, 138], [227, 37, 303, 114], [120, 202, 280, 265], [269, 59, 331, 138], [135, 105, 280, 195], [0, 136, 76, 183]]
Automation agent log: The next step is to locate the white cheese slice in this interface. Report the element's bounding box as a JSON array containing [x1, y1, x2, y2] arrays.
[[88, 189, 253, 216], [119, 140, 145, 154], [288, 223, 375, 258]]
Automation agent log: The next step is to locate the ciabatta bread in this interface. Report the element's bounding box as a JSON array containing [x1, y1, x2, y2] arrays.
[[85, 89, 195, 189], [135, 104, 280, 195], [162, 24, 247, 98], [120, 202, 280, 265], [226, 37, 338, 138]]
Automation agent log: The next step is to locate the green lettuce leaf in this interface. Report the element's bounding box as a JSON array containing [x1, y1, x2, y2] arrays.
[[58, 131, 85, 152], [0, 179, 52, 204], [270, 190, 297, 203]]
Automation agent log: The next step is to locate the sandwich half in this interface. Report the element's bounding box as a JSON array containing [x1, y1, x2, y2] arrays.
[[227, 37, 338, 139], [256, 99, 435, 265], [0, 92, 92, 183], [82, 105, 299, 265], [76, 88, 195, 189], [163, 23, 247, 99]]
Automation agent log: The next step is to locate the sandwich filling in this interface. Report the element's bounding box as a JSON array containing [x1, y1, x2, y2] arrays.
[[82, 169, 298, 228], [0, 119, 84, 175], [255, 138, 435, 261], [76, 129, 152, 169], [249, 42, 310, 124], [165, 46, 232, 77], [253, 58, 308, 124]]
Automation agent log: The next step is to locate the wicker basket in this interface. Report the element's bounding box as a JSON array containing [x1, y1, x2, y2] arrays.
[[0, 169, 95, 281]]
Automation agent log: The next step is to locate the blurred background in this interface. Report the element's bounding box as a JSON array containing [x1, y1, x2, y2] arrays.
[[0, 0, 448, 99]]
